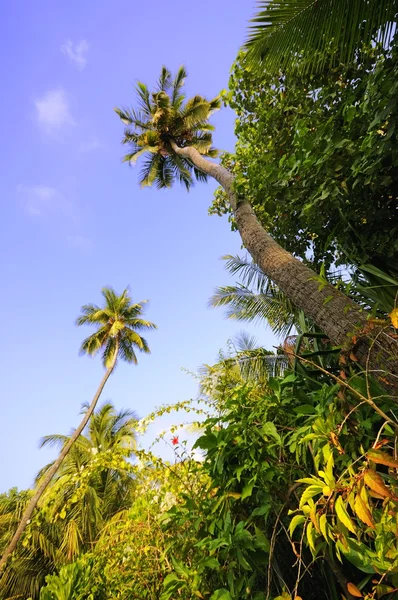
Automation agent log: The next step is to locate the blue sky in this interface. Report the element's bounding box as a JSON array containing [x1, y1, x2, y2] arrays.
[[0, 0, 277, 491]]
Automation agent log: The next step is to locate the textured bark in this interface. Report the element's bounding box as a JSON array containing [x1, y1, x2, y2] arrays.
[[169, 140, 398, 393], [0, 349, 118, 572]]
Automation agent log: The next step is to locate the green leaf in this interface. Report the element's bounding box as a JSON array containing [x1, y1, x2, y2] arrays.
[[262, 421, 281, 443], [306, 521, 317, 555], [210, 589, 233, 600], [335, 496, 356, 534], [289, 514, 306, 537], [299, 485, 323, 508], [336, 539, 375, 574], [241, 482, 255, 500]]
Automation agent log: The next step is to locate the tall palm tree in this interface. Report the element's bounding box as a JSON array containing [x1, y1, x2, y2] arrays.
[[115, 67, 398, 391], [246, 0, 398, 73], [0, 287, 156, 570]]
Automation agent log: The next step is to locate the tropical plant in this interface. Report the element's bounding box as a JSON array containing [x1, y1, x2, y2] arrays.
[[246, 0, 398, 73], [36, 403, 139, 545], [116, 66, 398, 393], [159, 363, 398, 599], [115, 65, 219, 189], [210, 254, 300, 339], [212, 39, 398, 273], [39, 561, 93, 600], [0, 287, 156, 570], [0, 404, 140, 600]]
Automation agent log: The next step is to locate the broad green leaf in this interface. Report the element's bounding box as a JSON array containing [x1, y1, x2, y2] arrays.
[[241, 482, 255, 500], [210, 590, 232, 600], [335, 496, 356, 534], [306, 521, 317, 555], [299, 485, 323, 508], [289, 514, 306, 537]]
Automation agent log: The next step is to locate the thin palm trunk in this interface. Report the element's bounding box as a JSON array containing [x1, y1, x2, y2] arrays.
[[169, 140, 398, 392], [0, 347, 118, 571]]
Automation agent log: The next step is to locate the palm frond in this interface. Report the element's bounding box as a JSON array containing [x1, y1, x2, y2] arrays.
[[102, 336, 118, 368], [193, 166, 209, 183], [191, 133, 213, 154], [135, 82, 153, 117], [122, 145, 159, 165], [234, 346, 289, 380], [181, 96, 215, 129], [210, 255, 299, 338], [139, 154, 163, 188], [156, 156, 174, 189], [171, 154, 194, 189], [124, 329, 150, 353], [171, 66, 187, 107], [209, 96, 222, 113], [157, 66, 172, 92], [232, 331, 260, 352], [246, 0, 398, 74], [114, 107, 133, 125]]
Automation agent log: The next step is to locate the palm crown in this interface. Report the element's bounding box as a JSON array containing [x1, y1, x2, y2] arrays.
[[115, 66, 221, 189], [76, 287, 157, 368]]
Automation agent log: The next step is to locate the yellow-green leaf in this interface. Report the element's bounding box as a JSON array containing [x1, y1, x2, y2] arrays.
[[319, 513, 329, 541], [354, 494, 375, 529], [306, 521, 317, 555], [375, 584, 398, 598], [289, 514, 306, 537], [335, 496, 356, 534], [299, 485, 323, 508], [309, 504, 320, 533]]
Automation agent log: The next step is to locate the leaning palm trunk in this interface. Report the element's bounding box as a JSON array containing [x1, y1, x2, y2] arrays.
[[0, 351, 118, 571], [169, 140, 398, 392]]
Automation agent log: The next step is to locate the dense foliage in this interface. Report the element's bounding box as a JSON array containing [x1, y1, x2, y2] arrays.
[[211, 40, 398, 272], [2, 341, 397, 600]]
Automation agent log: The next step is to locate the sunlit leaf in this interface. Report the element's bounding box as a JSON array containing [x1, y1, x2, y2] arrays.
[[354, 494, 375, 529], [367, 449, 398, 468], [363, 469, 394, 500], [335, 496, 356, 534], [289, 514, 306, 537]]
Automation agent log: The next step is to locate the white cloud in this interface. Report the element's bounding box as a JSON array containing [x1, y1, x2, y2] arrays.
[[17, 184, 67, 218], [78, 137, 103, 153], [17, 185, 92, 250], [35, 89, 75, 134], [61, 40, 89, 70]]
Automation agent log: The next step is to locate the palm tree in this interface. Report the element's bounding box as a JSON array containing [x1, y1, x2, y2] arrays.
[[200, 333, 289, 399], [210, 254, 300, 339], [0, 287, 156, 570], [36, 403, 139, 550], [246, 0, 398, 73], [115, 67, 398, 391], [0, 405, 139, 599]]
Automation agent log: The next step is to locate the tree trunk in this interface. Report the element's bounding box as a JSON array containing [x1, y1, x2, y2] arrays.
[[0, 350, 118, 571], [169, 140, 398, 393]]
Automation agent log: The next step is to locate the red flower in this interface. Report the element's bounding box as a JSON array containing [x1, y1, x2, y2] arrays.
[[171, 436, 179, 446]]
